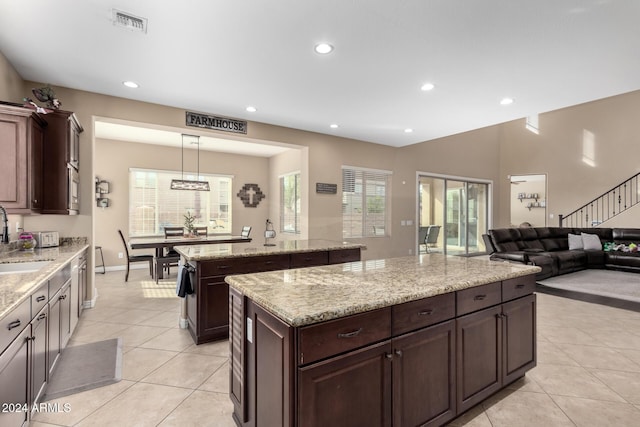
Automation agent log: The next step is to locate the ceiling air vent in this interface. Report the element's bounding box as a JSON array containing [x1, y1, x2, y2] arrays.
[[112, 9, 148, 34]]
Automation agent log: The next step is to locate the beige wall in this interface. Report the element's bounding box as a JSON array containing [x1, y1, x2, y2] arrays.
[[95, 138, 273, 267], [2, 50, 640, 290]]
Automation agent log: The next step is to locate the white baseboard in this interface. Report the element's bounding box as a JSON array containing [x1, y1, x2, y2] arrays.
[[179, 318, 189, 329]]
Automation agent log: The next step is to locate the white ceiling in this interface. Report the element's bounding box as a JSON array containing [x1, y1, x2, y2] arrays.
[[1, 0, 639, 148]]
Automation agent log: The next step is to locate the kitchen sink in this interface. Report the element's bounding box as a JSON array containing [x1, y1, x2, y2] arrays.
[[0, 260, 52, 275]]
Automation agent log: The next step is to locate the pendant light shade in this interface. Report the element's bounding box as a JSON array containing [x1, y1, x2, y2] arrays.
[[170, 134, 210, 191]]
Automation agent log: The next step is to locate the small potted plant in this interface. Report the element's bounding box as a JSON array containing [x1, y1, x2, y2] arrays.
[[184, 211, 196, 237]]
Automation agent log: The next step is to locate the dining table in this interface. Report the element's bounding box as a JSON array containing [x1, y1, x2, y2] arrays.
[[129, 235, 252, 279]]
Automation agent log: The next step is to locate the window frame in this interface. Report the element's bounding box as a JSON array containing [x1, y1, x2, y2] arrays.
[[280, 171, 301, 234], [128, 167, 233, 237], [342, 165, 392, 238]]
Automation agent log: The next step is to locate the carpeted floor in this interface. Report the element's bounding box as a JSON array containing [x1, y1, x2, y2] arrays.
[[537, 269, 640, 303], [43, 337, 122, 401]]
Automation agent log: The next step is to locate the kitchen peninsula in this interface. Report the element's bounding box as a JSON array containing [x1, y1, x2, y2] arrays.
[[174, 239, 363, 344], [225, 254, 541, 427]]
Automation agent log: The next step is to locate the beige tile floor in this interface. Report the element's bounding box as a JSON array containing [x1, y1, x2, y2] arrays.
[[32, 269, 640, 426]]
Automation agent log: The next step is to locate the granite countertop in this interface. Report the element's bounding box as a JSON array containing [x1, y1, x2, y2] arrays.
[[0, 243, 90, 322], [225, 254, 541, 327], [175, 239, 365, 262]]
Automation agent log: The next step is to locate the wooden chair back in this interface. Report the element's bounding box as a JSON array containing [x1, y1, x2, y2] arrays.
[[164, 227, 184, 238]]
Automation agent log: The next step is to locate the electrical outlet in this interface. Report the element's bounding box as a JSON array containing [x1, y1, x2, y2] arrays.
[[118, 252, 124, 259], [401, 220, 406, 226]]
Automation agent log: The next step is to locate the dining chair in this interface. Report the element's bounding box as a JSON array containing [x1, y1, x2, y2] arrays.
[[117, 229, 153, 282], [424, 225, 441, 253], [160, 226, 183, 279], [164, 226, 184, 238], [241, 226, 252, 238], [194, 226, 208, 237]]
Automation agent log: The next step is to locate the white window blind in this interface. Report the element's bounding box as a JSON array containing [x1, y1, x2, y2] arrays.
[[129, 168, 232, 237], [280, 172, 301, 234], [342, 166, 391, 238]]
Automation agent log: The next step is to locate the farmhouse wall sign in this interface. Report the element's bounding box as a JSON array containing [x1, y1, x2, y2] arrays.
[[237, 183, 265, 208], [186, 111, 247, 134]]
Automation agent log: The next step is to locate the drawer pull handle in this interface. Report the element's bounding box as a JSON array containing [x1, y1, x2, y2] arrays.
[[7, 320, 21, 330], [474, 294, 486, 301], [418, 309, 434, 316], [337, 328, 363, 339], [59, 295, 67, 300], [36, 295, 46, 302], [37, 313, 46, 321], [515, 284, 525, 289], [264, 261, 273, 265]]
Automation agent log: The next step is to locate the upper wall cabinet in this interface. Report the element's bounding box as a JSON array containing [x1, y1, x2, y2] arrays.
[[41, 110, 83, 215], [0, 103, 46, 214]]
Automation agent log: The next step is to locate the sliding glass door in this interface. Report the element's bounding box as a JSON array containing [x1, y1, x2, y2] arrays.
[[418, 174, 490, 256]]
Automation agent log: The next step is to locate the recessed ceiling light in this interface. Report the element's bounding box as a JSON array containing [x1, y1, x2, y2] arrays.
[[421, 83, 435, 91], [500, 97, 514, 105], [314, 43, 334, 54], [246, 106, 257, 112], [330, 124, 339, 129], [404, 128, 413, 133], [123, 81, 139, 88]]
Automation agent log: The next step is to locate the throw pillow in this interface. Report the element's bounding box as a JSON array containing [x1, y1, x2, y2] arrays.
[[568, 233, 583, 250], [581, 233, 602, 250]]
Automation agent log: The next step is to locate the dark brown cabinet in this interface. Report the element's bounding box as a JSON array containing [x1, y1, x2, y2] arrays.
[[48, 266, 72, 376], [232, 273, 536, 427], [0, 104, 46, 213], [457, 284, 537, 413], [299, 340, 392, 427], [393, 320, 456, 427], [189, 248, 361, 344], [41, 110, 83, 214]]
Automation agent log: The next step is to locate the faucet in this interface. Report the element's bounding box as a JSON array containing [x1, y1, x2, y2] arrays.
[[0, 205, 8, 244]]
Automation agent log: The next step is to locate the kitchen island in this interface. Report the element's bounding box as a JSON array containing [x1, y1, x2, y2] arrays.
[[225, 254, 541, 427], [174, 239, 363, 344]]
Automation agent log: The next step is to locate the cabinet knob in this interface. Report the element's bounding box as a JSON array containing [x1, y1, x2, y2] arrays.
[[385, 353, 393, 360], [394, 349, 403, 357]]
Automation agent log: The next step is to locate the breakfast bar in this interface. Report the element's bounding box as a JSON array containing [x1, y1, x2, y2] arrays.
[[225, 254, 541, 427]]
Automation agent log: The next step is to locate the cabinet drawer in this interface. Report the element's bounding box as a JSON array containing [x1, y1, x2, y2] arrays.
[[200, 254, 290, 277], [31, 281, 49, 317], [290, 251, 329, 268], [298, 307, 391, 365], [456, 281, 501, 316], [392, 293, 455, 336], [49, 264, 71, 296], [502, 275, 536, 302], [328, 248, 361, 264], [0, 298, 30, 354]]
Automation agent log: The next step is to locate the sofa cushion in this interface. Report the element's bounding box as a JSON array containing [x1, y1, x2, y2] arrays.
[[613, 228, 640, 244], [488, 228, 522, 252], [581, 233, 603, 250], [568, 233, 583, 250]]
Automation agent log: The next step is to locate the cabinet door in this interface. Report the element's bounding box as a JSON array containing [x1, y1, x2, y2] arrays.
[[456, 304, 502, 413], [48, 296, 61, 376], [0, 327, 30, 427], [28, 117, 44, 211], [298, 340, 392, 427], [0, 112, 27, 209], [199, 278, 229, 341], [503, 294, 536, 385], [60, 282, 72, 348], [393, 320, 456, 427], [30, 307, 48, 407]]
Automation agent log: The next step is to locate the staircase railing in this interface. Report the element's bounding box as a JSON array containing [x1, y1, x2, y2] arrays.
[[559, 172, 640, 227]]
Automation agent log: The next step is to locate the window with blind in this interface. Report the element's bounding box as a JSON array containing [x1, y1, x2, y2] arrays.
[[280, 172, 301, 234], [129, 168, 232, 237], [342, 166, 391, 238]]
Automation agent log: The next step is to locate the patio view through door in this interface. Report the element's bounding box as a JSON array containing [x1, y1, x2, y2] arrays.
[[418, 174, 490, 256]]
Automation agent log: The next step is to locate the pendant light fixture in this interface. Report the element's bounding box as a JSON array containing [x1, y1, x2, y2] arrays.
[[170, 134, 210, 191]]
